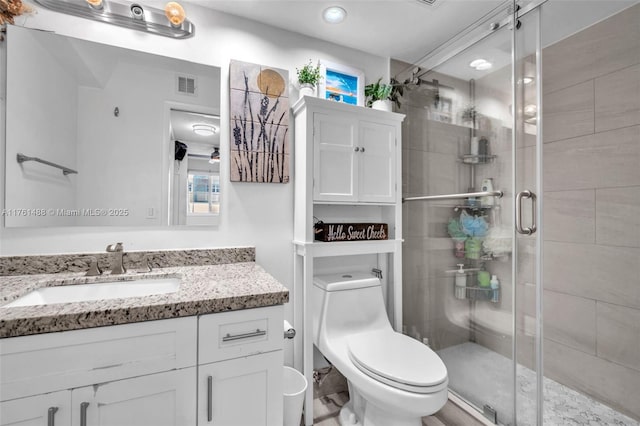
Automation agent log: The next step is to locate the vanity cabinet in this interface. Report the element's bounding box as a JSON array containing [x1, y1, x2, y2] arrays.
[[313, 112, 397, 204], [197, 305, 284, 425], [0, 305, 283, 426], [0, 390, 70, 426], [71, 369, 196, 426], [198, 352, 282, 426]]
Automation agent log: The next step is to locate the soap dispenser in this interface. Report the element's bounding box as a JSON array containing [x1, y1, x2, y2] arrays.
[[455, 264, 467, 299]]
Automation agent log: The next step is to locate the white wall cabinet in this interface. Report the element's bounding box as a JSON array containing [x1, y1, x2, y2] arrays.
[[313, 114, 397, 204], [0, 306, 284, 426], [293, 96, 404, 426]]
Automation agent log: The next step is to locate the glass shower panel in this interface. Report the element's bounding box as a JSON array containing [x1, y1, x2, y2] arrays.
[[400, 13, 518, 424], [513, 6, 542, 426], [535, 1, 640, 424]]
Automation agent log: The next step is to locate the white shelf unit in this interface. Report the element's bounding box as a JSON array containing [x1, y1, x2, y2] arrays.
[[292, 96, 404, 426]]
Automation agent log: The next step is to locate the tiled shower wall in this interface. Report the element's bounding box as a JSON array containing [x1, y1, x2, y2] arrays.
[[539, 4, 639, 420]]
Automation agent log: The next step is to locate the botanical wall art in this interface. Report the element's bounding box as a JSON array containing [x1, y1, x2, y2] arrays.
[[229, 60, 290, 183]]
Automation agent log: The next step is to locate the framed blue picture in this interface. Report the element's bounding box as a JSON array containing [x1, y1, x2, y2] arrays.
[[318, 60, 365, 106]]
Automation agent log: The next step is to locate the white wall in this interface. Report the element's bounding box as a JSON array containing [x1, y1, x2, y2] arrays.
[[0, 2, 389, 363], [5, 27, 78, 227]]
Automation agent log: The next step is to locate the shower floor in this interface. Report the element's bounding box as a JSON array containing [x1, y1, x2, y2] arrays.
[[437, 342, 639, 426]]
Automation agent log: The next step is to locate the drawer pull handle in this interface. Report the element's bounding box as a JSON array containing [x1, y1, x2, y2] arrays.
[[222, 329, 266, 342], [80, 402, 89, 426], [207, 375, 213, 422], [47, 407, 58, 426]]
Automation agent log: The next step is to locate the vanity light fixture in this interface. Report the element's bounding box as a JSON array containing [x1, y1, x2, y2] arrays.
[[469, 59, 492, 71], [192, 124, 218, 136], [209, 147, 220, 164], [323, 6, 347, 24], [32, 0, 194, 39]]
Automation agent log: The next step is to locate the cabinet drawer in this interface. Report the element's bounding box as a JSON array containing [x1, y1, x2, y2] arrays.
[[199, 305, 283, 364], [0, 316, 197, 401]]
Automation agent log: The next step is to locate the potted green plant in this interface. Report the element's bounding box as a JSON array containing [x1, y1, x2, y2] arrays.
[[365, 78, 393, 111], [296, 60, 322, 98]]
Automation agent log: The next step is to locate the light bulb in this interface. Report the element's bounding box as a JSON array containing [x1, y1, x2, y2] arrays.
[[165, 2, 186, 27], [86, 0, 103, 10], [323, 6, 347, 24]]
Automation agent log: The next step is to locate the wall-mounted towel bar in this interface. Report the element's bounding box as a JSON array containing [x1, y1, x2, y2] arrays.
[[16, 153, 78, 175], [403, 190, 503, 202]]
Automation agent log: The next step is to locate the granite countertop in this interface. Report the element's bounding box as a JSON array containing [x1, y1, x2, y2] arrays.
[[0, 262, 289, 338]]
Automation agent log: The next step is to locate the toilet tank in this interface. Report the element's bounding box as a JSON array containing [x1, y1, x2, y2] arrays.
[[312, 272, 392, 344]]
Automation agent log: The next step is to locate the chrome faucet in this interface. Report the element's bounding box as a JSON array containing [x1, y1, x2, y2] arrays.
[[85, 256, 102, 276], [106, 242, 126, 275]]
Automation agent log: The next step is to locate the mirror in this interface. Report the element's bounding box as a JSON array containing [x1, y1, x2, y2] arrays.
[[4, 26, 221, 227]]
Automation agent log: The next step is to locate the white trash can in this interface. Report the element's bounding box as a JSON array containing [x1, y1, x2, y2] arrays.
[[283, 366, 308, 426]]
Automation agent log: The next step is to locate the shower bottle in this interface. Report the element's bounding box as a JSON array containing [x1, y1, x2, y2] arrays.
[[455, 264, 467, 299]]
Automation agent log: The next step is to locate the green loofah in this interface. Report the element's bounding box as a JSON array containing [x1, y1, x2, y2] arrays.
[[447, 217, 466, 241]]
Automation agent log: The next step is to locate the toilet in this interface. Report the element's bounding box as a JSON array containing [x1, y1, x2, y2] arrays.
[[312, 272, 448, 426]]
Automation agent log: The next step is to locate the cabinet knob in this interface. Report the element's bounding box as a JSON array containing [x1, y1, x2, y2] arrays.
[[360, 147, 365, 153], [354, 147, 360, 152]]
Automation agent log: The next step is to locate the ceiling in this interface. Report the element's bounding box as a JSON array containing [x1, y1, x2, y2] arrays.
[[170, 110, 221, 155], [187, 0, 638, 74], [186, 0, 508, 64]]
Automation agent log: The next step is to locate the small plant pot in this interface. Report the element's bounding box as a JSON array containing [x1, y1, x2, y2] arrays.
[[299, 83, 316, 99], [371, 99, 392, 111]]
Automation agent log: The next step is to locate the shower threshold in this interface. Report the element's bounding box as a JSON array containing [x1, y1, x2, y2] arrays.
[[437, 342, 639, 426]]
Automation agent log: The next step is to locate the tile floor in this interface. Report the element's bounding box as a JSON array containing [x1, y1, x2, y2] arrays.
[[312, 391, 485, 426], [311, 366, 484, 426]]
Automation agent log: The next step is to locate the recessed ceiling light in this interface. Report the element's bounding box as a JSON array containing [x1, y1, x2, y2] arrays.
[[323, 6, 347, 24], [475, 61, 492, 70], [469, 58, 492, 71], [469, 59, 487, 68], [192, 124, 218, 136]]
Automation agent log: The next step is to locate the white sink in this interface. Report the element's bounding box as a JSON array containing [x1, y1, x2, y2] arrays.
[[3, 278, 181, 308]]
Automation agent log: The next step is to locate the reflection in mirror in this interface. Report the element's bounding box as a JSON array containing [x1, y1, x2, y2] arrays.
[[168, 110, 221, 226], [4, 26, 221, 228]]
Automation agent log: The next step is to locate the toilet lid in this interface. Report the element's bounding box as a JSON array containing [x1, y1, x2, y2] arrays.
[[348, 330, 447, 391]]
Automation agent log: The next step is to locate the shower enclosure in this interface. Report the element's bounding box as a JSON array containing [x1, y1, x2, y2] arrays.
[[397, 0, 640, 424]]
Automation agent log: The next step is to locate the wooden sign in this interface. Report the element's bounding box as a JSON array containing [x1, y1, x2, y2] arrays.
[[314, 223, 388, 242]]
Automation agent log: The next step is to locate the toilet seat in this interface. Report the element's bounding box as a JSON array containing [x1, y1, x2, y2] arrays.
[[348, 330, 448, 394]]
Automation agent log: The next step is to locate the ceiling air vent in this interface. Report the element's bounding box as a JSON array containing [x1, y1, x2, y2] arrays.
[[177, 75, 197, 96], [415, 0, 437, 5]]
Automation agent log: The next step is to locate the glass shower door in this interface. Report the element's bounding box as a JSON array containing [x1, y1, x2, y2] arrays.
[[398, 2, 539, 423]]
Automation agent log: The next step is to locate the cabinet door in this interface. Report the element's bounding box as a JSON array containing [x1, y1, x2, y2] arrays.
[[1, 391, 70, 426], [71, 368, 196, 426], [313, 113, 358, 202], [198, 351, 283, 426], [358, 121, 396, 203]]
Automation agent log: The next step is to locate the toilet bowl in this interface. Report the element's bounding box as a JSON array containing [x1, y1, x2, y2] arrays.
[[312, 272, 448, 426]]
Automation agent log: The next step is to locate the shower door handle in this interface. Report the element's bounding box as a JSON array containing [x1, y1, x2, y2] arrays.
[[515, 190, 537, 235]]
